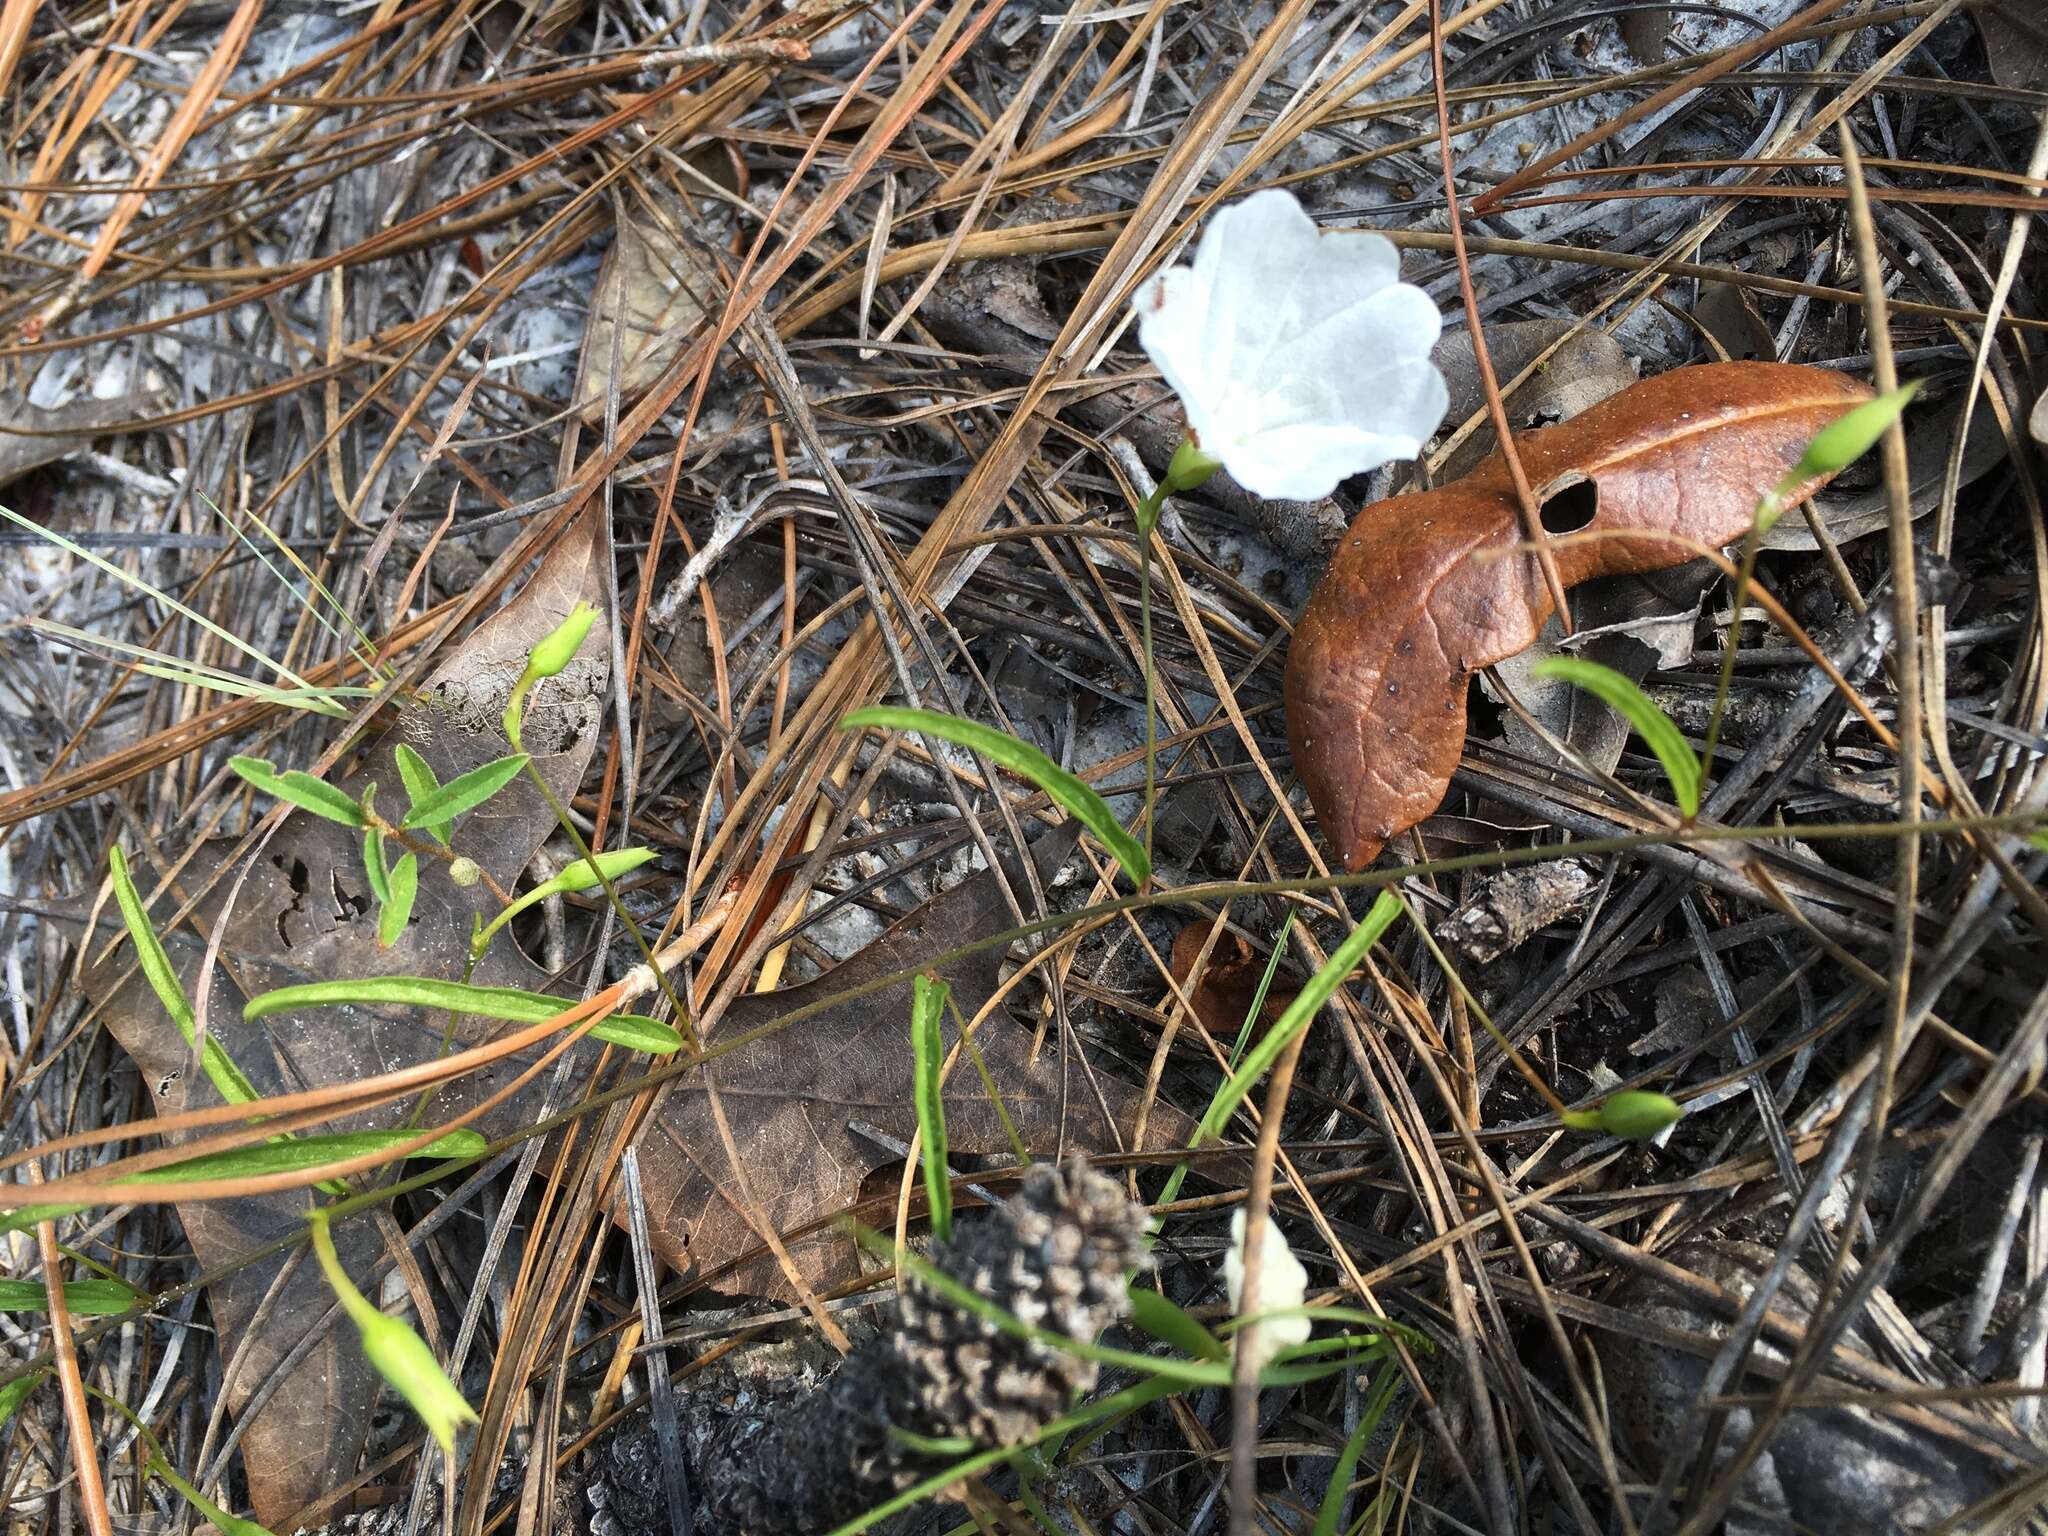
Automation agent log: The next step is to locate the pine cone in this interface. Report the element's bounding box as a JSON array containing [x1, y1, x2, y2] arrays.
[[699, 1159, 1150, 1535]]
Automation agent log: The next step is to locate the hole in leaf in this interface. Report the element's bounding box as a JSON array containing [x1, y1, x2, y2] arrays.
[[1540, 477, 1599, 534]]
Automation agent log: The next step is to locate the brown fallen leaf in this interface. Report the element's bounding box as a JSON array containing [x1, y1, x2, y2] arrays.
[[1168, 921, 1295, 1039], [630, 826, 1188, 1291], [1284, 361, 1870, 871], [573, 190, 719, 426]]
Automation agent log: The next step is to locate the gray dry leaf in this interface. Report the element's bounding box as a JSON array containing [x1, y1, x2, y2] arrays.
[[1970, 0, 2048, 91], [1487, 564, 1707, 781], [0, 392, 166, 488], [2032, 386, 2047, 450], [82, 508, 1182, 1522], [1433, 319, 1638, 482], [1693, 281, 1778, 364], [574, 192, 719, 426]]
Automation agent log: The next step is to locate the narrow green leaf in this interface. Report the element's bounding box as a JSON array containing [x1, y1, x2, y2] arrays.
[[1529, 657, 1702, 818], [227, 756, 367, 827], [910, 974, 952, 1240], [1160, 892, 1402, 1206], [1310, 1364, 1402, 1536], [107, 847, 261, 1107], [474, 846, 660, 954], [840, 706, 1150, 886], [148, 1457, 276, 1536], [378, 854, 418, 948], [0, 1373, 39, 1429], [588, 1015, 683, 1054], [399, 752, 528, 830], [0, 1130, 490, 1236], [394, 744, 451, 845], [0, 1279, 138, 1316], [1126, 1283, 1227, 1361], [361, 827, 390, 907], [243, 976, 681, 1053]]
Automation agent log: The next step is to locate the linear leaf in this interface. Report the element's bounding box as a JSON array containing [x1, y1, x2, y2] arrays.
[[227, 756, 367, 827], [399, 752, 528, 829], [243, 976, 681, 1053], [1126, 1283, 1227, 1361], [0, 1278, 138, 1315], [1160, 891, 1402, 1206], [0, 1130, 488, 1236], [588, 1015, 683, 1054], [378, 854, 418, 948], [840, 706, 1149, 885], [1530, 656, 1703, 817], [108, 847, 261, 1106], [361, 826, 390, 906], [910, 973, 952, 1240]]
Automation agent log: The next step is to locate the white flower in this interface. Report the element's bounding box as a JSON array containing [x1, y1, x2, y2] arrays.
[[1222, 1207, 1311, 1377], [1133, 188, 1449, 502]]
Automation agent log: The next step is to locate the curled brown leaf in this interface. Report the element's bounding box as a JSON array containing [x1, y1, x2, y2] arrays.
[[1284, 361, 1870, 871]]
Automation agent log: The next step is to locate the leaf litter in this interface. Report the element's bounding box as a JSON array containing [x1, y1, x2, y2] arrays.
[[2, 4, 2047, 1535]]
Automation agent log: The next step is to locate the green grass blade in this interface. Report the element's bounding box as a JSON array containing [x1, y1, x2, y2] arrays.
[[1160, 892, 1402, 1205], [840, 706, 1149, 885], [108, 847, 262, 1106], [1310, 1363, 1402, 1536], [0, 1373, 39, 1429], [910, 973, 952, 1240], [227, 757, 367, 827], [0, 503, 316, 690], [0, 1279, 138, 1316], [1126, 1283, 1227, 1361], [1529, 657, 1702, 817], [399, 752, 528, 829]]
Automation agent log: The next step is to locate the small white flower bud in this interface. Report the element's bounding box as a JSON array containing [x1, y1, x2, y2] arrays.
[[1222, 1207, 1311, 1378]]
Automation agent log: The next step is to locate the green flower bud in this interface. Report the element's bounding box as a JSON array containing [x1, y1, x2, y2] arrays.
[[1163, 437, 1224, 496], [523, 602, 601, 685], [553, 846, 658, 894], [1794, 383, 1919, 482], [448, 856, 481, 887], [503, 602, 602, 743], [356, 1310, 477, 1455], [308, 1210, 476, 1456], [1596, 1090, 1683, 1140]]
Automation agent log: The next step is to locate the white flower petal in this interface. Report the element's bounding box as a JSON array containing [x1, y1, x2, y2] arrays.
[[1131, 188, 1448, 499], [1134, 265, 1214, 417], [1223, 1209, 1312, 1378], [1219, 423, 1429, 501]]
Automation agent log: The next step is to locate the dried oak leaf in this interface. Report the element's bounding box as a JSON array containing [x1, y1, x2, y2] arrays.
[[1168, 922, 1294, 1038], [1284, 361, 1869, 871]]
